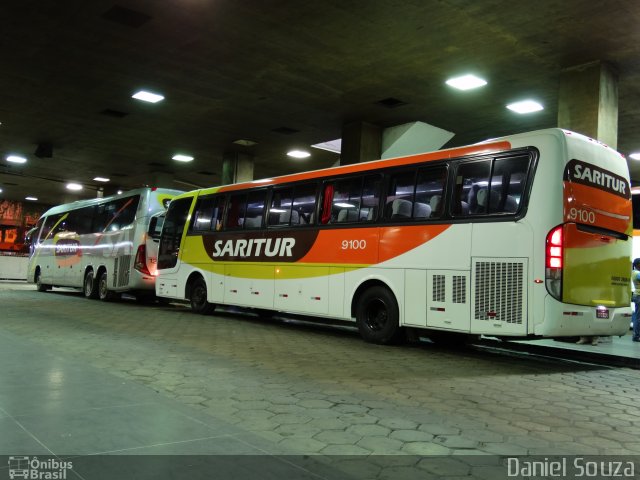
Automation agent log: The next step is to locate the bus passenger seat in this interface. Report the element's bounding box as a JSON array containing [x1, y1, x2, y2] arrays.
[[337, 209, 358, 222], [429, 195, 442, 216], [504, 195, 519, 212], [467, 184, 480, 213], [460, 201, 469, 215], [391, 199, 412, 219], [244, 216, 262, 228], [413, 202, 432, 219], [279, 209, 299, 225]]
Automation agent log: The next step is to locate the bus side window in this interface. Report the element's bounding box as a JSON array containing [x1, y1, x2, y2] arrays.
[[415, 166, 446, 219], [268, 187, 293, 226], [331, 177, 362, 223], [384, 170, 416, 220], [491, 155, 529, 213], [40, 213, 63, 240], [292, 183, 317, 225], [245, 190, 267, 229], [455, 160, 490, 216], [191, 197, 216, 232], [225, 193, 247, 229], [158, 197, 193, 270], [361, 175, 381, 221]]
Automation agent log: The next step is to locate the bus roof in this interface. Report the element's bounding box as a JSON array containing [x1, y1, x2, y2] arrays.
[[40, 187, 183, 217]]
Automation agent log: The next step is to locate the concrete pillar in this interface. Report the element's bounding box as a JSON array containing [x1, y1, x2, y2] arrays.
[[558, 61, 618, 149], [222, 152, 254, 185], [340, 121, 382, 165]]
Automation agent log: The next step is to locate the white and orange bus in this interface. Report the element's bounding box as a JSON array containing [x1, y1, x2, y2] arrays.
[[156, 129, 632, 343], [28, 187, 182, 300]]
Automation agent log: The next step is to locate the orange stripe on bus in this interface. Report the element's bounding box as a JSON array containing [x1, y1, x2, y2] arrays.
[[298, 224, 451, 264]]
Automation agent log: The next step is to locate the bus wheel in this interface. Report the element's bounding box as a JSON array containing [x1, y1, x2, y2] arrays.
[[98, 271, 115, 301], [35, 270, 51, 292], [83, 270, 99, 299], [356, 286, 401, 344], [190, 277, 215, 315]]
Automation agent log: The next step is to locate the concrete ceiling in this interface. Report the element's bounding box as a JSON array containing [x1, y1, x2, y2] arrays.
[[2, 0, 640, 206]]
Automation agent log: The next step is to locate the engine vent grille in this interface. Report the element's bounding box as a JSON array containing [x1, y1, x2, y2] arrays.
[[452, 275, 466, 304], [474, 261, 524, 324], [432, 275, 445, 302], [115, 255, 131, 288]]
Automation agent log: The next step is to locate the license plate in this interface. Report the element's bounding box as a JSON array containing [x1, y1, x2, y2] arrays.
[[596, 308, 609, 319]]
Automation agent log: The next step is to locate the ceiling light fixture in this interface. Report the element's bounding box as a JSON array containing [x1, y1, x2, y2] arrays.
[[233, 139, 257, 146], [25, 196, 38, 201], [93, 177, 110, 182], [132, 90, 165, 103], [445, 74, 487, 91], [287, 150, 311, 159], [117, 190, 123, 195], [66, 183, 83, 191], [172, 154, 194, 162], [629, 153, 640, 160], [506, 100, 544, 114], [6, 155, 27, 164]]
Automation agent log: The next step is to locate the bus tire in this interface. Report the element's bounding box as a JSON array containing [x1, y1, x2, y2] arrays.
[[35, 270, 51, 292], [356, 286, 401, 344], [83, 270, 99, 299], [190, 277, 215, 315], [98, 271, 115, 301]]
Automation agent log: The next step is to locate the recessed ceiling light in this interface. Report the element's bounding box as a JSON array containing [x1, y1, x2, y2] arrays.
[[287, 150, 311, 159], [445, 74, 487, 91], [25, 196, 38, 201], [93, 177, 110, 182], [233, 139, 258, 146], [172, 154, 194, 162], [117, 190, 123, 195], [0, 188, 3, 193], [629, 153, 640, 160], [506, 100, 544, 114], [66, 183, 83, 191], [132, 90, 164, 103], [6, 155, 27, 164]]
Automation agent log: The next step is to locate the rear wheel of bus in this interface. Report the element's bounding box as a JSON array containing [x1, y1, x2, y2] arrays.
[[83, 270, 99, 299], [355, 286, 401, 344], [189, 276, 215, 315], [98, 271, 115, 301]]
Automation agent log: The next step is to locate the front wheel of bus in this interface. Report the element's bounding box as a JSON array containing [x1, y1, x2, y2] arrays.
[[98, 271, 115, 301], [190, 277, 215, 315], [356, 286, 401, 344], [83, 270, 98, 299], [35, 270, 51, 292]]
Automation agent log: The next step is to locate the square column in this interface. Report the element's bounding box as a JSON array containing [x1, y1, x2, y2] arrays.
[[558, 61, 618, 148], [222, 152, 254, 185]]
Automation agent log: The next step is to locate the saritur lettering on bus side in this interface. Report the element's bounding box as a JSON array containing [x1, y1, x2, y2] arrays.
[[211, 237, 296, 258]]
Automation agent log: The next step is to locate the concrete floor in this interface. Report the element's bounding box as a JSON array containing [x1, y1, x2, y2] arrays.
[[1, 281, 639, 479]]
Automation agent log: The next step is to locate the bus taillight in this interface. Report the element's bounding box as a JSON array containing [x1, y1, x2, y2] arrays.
[[134, 244, 151, 276], [545, 225, 563, 300]]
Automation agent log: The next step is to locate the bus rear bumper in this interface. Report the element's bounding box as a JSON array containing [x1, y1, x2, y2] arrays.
[[536, 295, 631, 337]]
